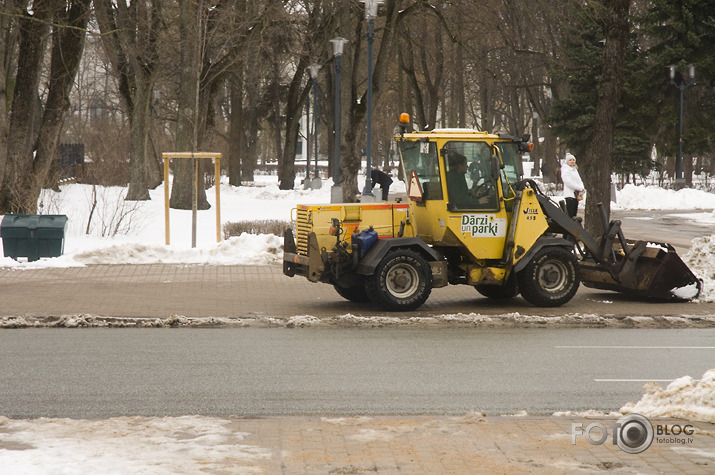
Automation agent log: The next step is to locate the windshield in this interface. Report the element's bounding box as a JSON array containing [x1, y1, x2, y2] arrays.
[[494, 142, 523, 201]]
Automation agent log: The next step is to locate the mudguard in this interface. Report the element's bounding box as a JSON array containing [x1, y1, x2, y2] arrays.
[[356, 237, 449, 288], [513, 235, 574, 273]]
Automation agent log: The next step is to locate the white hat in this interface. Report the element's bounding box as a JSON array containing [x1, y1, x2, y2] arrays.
[[565, 153, 576, 162]]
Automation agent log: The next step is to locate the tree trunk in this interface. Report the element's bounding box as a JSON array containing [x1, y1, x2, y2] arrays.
[[0, 1, 21, 184], [170, 0, 209, 210], [228, 72, 243, 186], [125, 78, 152, 200], [541, 129, 559, 183], [271, 59, 284, 184], [244, 73, 259, 182], [277, 68, 311, 190], [583, 0, 630, 236], [33, 0, 91, 201], [95, 0, 160, 201], [0, 1, 53, 213]]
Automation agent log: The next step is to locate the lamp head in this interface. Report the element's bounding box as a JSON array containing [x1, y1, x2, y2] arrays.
[[361, 0, 383, 20], [330, 37, 347, 57]]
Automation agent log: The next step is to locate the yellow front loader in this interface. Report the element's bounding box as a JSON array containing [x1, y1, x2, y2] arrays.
[[283, 116, 701, 311]]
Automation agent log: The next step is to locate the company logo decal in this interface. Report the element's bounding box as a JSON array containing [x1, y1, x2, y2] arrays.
[[460, 214, 506, 237]]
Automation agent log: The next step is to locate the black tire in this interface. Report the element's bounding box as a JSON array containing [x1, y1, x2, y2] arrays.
[[365, 249, 432, 311], [475, 273, 519, 299], [333, 283, 371, 303], [517, 247, 580, 307]]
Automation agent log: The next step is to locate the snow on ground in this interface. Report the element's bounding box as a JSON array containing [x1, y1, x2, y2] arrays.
[[620, 369, 715, 424], [614, 183, 715, 210], [683, 235, 715, 303], [0, 415, 272, 474]]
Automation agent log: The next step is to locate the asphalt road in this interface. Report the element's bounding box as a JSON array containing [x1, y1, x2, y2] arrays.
[[0, 327, 712, 419], [613, 208, 714, 254]]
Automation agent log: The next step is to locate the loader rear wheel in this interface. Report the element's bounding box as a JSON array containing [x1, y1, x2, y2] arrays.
[[517, 247, 579, 307], [366, 249, 432, 311], [333, 283, 370, 303]]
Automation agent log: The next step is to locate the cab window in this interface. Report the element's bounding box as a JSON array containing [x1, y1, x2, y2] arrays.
[[398, 140, 442, 200], [442, 141, 498, 211]]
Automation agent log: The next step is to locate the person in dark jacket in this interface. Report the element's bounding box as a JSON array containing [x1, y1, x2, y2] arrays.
[[370, 168, 393, 201]]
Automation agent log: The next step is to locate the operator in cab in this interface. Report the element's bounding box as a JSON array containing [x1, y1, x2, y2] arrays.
[[445, 151, 495, 210]]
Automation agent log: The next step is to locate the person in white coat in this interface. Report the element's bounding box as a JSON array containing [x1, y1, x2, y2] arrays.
[[561, 153, 584, 218]]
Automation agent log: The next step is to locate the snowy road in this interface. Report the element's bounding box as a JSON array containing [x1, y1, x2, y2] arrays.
[[614, 209, 715, 254], [1, 327, 712, 418]]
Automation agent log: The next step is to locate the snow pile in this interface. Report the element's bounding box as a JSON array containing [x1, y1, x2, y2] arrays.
[[683, 235, 715, 302], [615, 184, 715, 210], [620, 369, 715, 423], [4, 313, 714, 329], [552, 409, 621, 418], [0, 415, 272, 473], [72, 233, 283, 266]]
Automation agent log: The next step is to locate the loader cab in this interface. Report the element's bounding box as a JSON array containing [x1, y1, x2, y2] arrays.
[[396, 126, 526, 260]]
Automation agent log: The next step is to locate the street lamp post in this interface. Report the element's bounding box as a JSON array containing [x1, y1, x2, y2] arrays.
[[669, 64, 695, 189], [303, 94, 311, 189], [308, 64, 322, 189], [330, 37, 347, 203], [360, 0, 382, 203]]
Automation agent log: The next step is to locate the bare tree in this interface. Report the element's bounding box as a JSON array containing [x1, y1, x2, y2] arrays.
[[397, 4, 444, 131], [95, 0, 163, 201], [0, 0, 22, 182], [334, 0, 401, 201], [170, 0, 210, 210], [275, 0, 331, 190], [583, 0, 631, 235], [0, 0, 90, 214]]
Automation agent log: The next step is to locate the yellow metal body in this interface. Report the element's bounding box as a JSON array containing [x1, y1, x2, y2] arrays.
[[396, 130, 548, 285], [509, 188, 549, 267], [293, 202, 414, 256], [289, 128, 549, 288]]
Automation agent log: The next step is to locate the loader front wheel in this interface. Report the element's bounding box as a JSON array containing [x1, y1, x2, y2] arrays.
[[517, 247, 579, 307], [366, 249, 432, 311]]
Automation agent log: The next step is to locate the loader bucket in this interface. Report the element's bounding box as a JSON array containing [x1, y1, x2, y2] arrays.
[[580, 240, 702, 301]]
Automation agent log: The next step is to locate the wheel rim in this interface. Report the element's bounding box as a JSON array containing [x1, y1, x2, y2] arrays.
[[385, 262, 420, 298], [536, 259, 568, 292]]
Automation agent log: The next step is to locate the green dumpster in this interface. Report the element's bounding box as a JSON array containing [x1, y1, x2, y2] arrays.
[[1, 214, 68, 262]]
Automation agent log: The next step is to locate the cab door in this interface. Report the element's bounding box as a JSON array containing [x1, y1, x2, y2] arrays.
[[440, 140, 510, 260]]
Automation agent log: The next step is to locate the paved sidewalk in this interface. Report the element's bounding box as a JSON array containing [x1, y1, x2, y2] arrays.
[[234, 415, 714, 474], [153, 415, 715, 474], [0, 264, 713, 322]]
